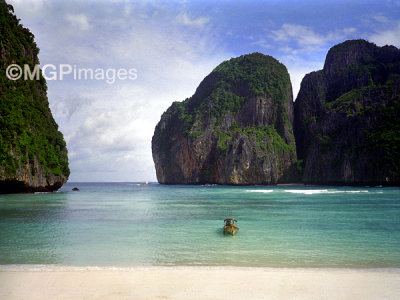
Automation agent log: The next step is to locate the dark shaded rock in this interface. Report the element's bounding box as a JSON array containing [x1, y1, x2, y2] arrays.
[[152, 53, 297, 185], [72, 187, 79, 191], [294, 39, 400, 185], [0, 1, 69, 193]]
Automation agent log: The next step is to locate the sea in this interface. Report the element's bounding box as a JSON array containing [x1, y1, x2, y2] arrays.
[[0, 182, 399, 269]]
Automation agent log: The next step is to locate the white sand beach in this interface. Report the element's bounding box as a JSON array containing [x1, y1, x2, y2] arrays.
[[1, 267, 400, 300]]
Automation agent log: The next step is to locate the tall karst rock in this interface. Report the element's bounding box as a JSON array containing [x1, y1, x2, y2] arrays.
[[152, 53, 297, 184], [0, 1, 69, 193], [294, 39, 400, 185]]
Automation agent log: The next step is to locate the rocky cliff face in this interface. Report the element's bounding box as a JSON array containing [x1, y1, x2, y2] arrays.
[[294, 40, 400, 185], [152, 53, 297, 184], [0, 1, 69, 193]]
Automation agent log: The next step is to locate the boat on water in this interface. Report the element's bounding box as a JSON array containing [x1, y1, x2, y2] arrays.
[[223, 218, 239, 235]]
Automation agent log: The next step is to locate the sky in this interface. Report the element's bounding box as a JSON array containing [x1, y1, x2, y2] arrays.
[[8, 0, 400, 182]]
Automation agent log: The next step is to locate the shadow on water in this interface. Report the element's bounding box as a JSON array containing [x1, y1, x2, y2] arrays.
[[215, 227, 241, 237], [215, 228, 224, 236], [0, 192, 69, 264]]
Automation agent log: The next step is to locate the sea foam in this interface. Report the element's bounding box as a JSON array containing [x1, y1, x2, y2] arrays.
[[283, 189, 370, 195]]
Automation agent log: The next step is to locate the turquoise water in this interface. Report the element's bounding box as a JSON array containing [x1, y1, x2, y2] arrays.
[[0, 183, 399, 268]]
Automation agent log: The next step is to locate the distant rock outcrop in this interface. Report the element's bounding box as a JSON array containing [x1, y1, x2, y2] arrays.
[[294, 40, 400, 185], [0, 1, 69, 193], [152, 53, 297, 184]]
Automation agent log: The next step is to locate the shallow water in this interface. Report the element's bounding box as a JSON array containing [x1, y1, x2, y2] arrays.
[[0, 183, 399, 268]]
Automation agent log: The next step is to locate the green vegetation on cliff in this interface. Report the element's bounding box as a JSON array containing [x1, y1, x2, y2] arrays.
[[152, 52, 297, 185], [215, 125, 295, 155], [0, 1, 69, 185], [212, 53, 291, 99], [325, 74, 400, 179], [173, 53, 292, 136], [294, 39, 400, 185]]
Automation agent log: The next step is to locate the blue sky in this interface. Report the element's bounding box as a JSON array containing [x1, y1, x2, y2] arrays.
[[8, 0, 400, 182]]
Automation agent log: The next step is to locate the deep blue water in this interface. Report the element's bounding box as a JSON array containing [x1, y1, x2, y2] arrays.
[[0, 183, 399, 268]]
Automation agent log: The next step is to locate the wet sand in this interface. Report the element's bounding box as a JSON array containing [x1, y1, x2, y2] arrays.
[[1, 267, 400, 299]]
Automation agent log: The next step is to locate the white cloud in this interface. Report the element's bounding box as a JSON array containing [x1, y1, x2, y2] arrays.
[[267, 24, 356, 100], [8, 0, 228, 182], [176, 12, 210, 28], [64, 13, 90, 31], [278, 46, 299, 55], [270, 24, 356, 51], [371, 13, 389, 24], [272, 24, 324, 46], [251, 38, 271, 49], [326, 27, 357, 41], [8, 0, 44, 12], [287, 64, 323, 101], [368, 22, 400, 47], [51, 94, 91, 119]]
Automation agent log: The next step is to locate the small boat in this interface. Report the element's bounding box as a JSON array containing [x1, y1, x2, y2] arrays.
[[223, 218, 239, 235]]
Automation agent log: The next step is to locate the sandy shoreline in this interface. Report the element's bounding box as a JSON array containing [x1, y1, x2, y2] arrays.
[[1, 267, 400, 300]]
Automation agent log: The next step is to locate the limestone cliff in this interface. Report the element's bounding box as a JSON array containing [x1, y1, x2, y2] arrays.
[[152, 53, 297, 184], [0, 1, 69, 193], [294, 40, 400, 185]]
